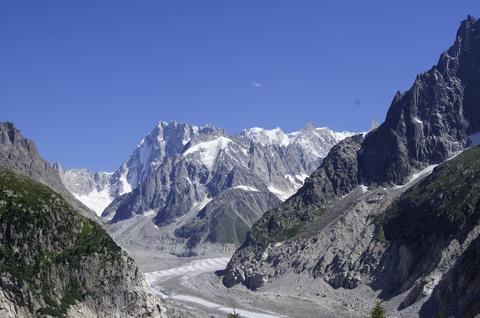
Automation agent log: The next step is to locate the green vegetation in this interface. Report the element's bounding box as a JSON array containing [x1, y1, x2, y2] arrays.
[[370, 302, 386, 318], [53, 220, 121, 266], [37, 280, 85, 317], [374, 145, 480, 244], [0, 166, 124, 316], [251, 203, 327, 244], [227, 306, 241, 318]]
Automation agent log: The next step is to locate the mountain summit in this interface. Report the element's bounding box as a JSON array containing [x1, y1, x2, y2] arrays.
[[61, 121, 354, 255]]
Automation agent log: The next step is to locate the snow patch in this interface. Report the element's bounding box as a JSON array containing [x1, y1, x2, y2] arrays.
[[409, 165, 437, 184], [295, 173, 309, 183], [233, 185, 260, 192], [268, 185, 294, 201], [75, 186, 113, 216], [183, 137, 232, 169], [394, 164, 438, 189], [284, 174, 300, 186], [143, 209, 157, 217], [412, 117, 423, 124], [242, 127, 291, 147], [316, 127, 355, 141], [191, 196, 212, 213], [359, 184, 369, 193], [118, 166, 133, 195]]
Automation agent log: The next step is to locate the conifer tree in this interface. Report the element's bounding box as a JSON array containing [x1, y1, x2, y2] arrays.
[[370, 302, 386, 318]]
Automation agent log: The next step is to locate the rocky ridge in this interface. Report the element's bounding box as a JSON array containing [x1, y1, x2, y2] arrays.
[[223, 16, 480, 317], [0, 122, 97, 221], [62, 121, 353, 255]]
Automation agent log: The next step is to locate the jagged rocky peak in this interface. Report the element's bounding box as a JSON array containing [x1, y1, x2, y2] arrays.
[[60, 120, 224, 215], [0, 122, 35, 151], [84, 121, 354, 255], [63, 120, 354, 219], [62, 169, 112, 196], [240, 124, 354, 154], [359, 15, 480, 186], [223, 16, 480, 315], [0, 122, 98, 220], [115, 120, 222, 192]]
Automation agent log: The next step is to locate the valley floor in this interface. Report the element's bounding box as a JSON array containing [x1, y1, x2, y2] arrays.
[[128, 246, 375, 318]]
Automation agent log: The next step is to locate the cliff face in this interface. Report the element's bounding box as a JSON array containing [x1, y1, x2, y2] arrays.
[[420, 234, 480, 318], [359, 16, 480, 186], [0, 166, 163, 317], [373, 145, 480, 313], [0, 122, 97, 221]]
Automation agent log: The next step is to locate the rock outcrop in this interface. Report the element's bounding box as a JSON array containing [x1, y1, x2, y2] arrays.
[[0, 122, 97, 221]]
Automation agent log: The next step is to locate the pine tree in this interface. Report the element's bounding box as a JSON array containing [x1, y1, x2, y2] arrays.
[[370, 302, 386, 318], [227, 306, 240, 318]]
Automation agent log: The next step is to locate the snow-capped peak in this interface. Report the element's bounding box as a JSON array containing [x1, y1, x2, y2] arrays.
[[315, 127, 356, 141], [183, 136, 232, 169], [62, 120, 356, 218], [241, 127, 291, 147]]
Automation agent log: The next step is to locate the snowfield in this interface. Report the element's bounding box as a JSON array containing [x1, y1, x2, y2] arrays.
[[183, 136, 232, 169]]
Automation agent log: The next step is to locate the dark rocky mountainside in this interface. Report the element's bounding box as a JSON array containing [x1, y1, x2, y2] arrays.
[[224, 16, 480, 317], [420, 234, 480, 318], [0, 166, 164, 317], [375, 145, 480, 316], [359, 15, 480, 186], [0, 122, 97, 221]]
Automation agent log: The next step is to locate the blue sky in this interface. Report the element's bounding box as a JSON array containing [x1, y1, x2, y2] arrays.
[[1, 1, 479, 171]]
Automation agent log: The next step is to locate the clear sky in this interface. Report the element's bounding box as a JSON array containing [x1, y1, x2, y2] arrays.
[[1, 1, 479, 171]]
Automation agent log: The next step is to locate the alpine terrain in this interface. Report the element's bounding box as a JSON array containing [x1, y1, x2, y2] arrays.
[[0, 123, 196, 317], [223, 16, 480, 317], [61, 122, 353, 255]]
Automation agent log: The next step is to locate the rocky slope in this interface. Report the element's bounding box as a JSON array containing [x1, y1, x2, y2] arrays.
[[375, 145, 480, 316], [62, 121, 353, 255], [0, 122, 97, 221], [223, 16, 480, 317], [0, 166, 170, 317]]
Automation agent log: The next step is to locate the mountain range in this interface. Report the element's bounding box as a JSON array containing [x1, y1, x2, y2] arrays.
[[61, 122, 354, 255]]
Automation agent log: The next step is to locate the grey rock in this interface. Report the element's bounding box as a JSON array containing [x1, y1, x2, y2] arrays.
[[0, 122, 98, 221]]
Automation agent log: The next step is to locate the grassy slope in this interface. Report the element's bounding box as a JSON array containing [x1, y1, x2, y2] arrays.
[[375, 145, 480, 244]]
